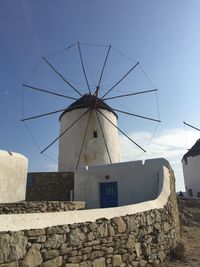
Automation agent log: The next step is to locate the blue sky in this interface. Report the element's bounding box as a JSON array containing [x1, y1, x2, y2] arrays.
[[1, 0, 200, 191]]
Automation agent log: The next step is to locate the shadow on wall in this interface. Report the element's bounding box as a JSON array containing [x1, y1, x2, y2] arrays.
[[26, 172, 74, 201]]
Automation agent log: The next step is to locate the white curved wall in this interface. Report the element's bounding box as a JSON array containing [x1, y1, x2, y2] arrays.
[[182, 155, 200, 197], [59, 108, 120, 171], [0, 161, 171, 231], [74, 158, 169, 208], [0, 150, 28, 203]]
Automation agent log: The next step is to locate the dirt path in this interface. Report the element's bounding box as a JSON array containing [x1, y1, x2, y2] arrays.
[[163, 198, 200, 267]]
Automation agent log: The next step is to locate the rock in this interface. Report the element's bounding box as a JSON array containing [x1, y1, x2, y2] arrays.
[[0, 232, 27, 263], [108, 225, 115, 236], [37, 235, 46, 243], [87, 232, 95, 241], [45, 234, 66, 249], [126, 234, 135, 249], [80, 247, 92, 254], [158, 251, 166, 262], [42, 249, 59, 260], [65, 264, 79, 267], [0, 262, 19, 267], [132, 262, 139, 267], [80, 261, 92, 267], [135, 243, 142, 257], [68, 229, 85, 246], [164, 222, 170, 232], [128, 253, 136, 261], [112, 255, 123, 266], [41, 256, 62, 267], [68, 256, 82, 263], [126, 217, 138, 233], [90, 251, 104, 260], [21, 244, 42, 267], [25, 229, 45, 237], [60, 244, 72, 255], [139, 260, 147, 267], [97, 223, 108, 237], [147, 215, 153, 225], [113, 217, 126, 233], [92, 257, 106, 267]]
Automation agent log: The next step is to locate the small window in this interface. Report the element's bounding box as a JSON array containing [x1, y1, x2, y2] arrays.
[[93, 131, 98, 138]]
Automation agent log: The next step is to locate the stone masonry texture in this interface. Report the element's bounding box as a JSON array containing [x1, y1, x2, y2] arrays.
[[26, 172, 74, 201], [0, 167, 180, 266]]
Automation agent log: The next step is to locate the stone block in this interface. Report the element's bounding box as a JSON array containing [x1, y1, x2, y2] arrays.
[[21, 244, 42, 267], [113, 217, 126, 233], [112, 255, 123, 266], [41, 256, 62, 267], [92, 257, 106, 267], [0, 232, 27, 263], [45, 234, 66, 249]]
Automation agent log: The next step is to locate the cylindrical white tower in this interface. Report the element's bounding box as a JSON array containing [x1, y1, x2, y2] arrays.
[[182, 139, 200, 197], [58, 94, 120, 171]]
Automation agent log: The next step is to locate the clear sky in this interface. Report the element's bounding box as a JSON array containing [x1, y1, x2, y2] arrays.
[[1, 0, 200, 191]]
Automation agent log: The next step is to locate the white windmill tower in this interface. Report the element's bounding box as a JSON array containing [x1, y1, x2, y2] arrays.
[[58, 92, 120, 171], [22, 42, 160, 172]]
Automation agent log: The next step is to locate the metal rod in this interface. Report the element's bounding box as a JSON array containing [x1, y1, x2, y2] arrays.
[[95, 110, 112, 163], [22, 84, 78, 100], [97, 109, 146, 153], [101, 62, 139, 99], [98, 45, 111, 88], [113, 108, 161, 123], [76, 110, 93, 169], [42, 56, 82, 97], [78, 42, 91, 94], [183, 121, 200, 132], [103, 89, 158, 101], [41, 109, 90, 153], [21, 108, 67, 121]]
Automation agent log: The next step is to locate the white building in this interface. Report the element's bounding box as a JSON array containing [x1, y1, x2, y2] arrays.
[[58, 94, 120, 172], [74, 158, 169, 209], [182, 139, 200, 197], [0, 150, 28, 203]]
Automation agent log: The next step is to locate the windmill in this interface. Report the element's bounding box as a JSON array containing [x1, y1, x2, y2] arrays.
[[21, 42, 161, 171]]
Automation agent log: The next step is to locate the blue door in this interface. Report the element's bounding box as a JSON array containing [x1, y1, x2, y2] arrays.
[[100, 182, 118, 208]]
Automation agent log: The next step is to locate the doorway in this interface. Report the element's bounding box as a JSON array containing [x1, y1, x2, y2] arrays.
[[100, 182, 118, 208]]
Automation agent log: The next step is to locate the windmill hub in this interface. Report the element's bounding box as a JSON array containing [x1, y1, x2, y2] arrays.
[[59, 94, 117, 120]]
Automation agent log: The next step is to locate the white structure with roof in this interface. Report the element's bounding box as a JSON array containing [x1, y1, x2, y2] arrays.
[[58, 94, 120, 172], [182, 139, 200, 197]]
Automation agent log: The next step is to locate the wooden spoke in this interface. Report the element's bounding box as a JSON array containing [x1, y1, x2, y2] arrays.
[[113, 108, 161, 123], [95, 110, 112, 163], [21, 108, 67, 121], [42, 56, 82, 97], [183, 121, 200, 132], [98, 45, 111, 88], [103, 89, 158, 101], [101, 62, 139, 99], [97, 109, 146, 153], [22, 84, 77, 100], [41, 108, 90, 153], [78, 42, 91, 94], [76, 110, 93, 169]]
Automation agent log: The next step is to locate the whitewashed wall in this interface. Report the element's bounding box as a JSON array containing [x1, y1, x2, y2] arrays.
[[182, 155, 200, 197], [74, 158, 169, 208], [0, 150, 28, 203], [0, 164, 171, 232], [59, 108, 120, 172]]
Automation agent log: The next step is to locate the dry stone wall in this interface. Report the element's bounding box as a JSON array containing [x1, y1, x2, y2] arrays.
[[0, 201, 85, 214], [0, 167, 180, 266], [26, 172, 74, 201]]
